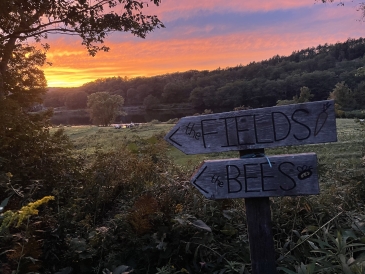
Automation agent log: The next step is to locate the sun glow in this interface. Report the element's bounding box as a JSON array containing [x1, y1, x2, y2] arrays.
[[44, 34, 360, 88], [41, 1, 364, 88]]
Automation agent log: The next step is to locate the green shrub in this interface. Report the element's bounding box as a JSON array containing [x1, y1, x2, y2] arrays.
[[150, 119, 161, 124], [165, 118, 179, 124], [2, 119, 365, 273]]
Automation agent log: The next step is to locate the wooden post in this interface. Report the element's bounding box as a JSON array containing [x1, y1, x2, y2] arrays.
[[240, 149, 277, 274], [168, 101, 330, 274]]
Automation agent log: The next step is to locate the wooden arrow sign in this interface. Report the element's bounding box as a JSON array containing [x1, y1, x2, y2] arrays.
[[190, 153, 318, 199], [165, 100, 336, 154]]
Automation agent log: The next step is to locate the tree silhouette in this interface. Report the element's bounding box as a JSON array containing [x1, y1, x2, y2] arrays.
[[0, 0, 164, 97], [87, 92, 125, 126]]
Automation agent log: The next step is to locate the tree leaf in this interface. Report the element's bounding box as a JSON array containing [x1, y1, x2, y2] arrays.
[[341, 229, 357, 241], [222, 210, 233, 219], [0, 195, 12, 213], [113, 265, 133, 274], [25, 256, 39, 264], [191, 220, 212, 232], [339, 254, 353, 274]]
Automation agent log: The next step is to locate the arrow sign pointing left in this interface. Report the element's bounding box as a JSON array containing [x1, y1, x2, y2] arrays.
[[165, 100, 337, 154], [190, 153, 319, 200]]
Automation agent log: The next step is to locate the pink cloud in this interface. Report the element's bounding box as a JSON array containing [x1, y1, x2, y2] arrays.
[[44, 21, 363, 87], [42, 1, 365, 87], [147, 0, 314, 20]]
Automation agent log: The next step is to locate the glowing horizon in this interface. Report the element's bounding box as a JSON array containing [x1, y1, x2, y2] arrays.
[[42, 1, 365, 88]]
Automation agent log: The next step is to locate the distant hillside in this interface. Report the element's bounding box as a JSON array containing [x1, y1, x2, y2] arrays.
[[45, 37, 365, 113]]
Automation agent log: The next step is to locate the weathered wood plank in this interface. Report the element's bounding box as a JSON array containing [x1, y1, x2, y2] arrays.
[[165, 100, 336, 154], [245, 197, 277, 274], [240, 149, 277, 274], [190, 153, 319, 199]]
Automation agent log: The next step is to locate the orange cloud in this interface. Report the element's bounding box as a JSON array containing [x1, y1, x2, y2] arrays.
[[42, 1, 365, 87], [44, 27, 361, 87]]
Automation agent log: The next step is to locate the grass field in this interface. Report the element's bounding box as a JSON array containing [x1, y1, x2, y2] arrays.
[[51, 119, 365, 170], [26, 119, 365, 273]]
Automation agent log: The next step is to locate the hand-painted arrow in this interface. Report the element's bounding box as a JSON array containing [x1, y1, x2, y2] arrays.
[[190, 153, 319, 199], [164, 100, 336, 155]]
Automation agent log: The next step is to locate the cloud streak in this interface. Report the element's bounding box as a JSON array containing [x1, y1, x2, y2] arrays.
[[43, 1, 365, 87]]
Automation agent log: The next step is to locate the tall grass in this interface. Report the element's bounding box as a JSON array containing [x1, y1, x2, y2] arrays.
[[24, 118, 362, 273]]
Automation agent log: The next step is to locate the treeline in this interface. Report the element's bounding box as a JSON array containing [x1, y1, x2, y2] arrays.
[[45, 37, 365, 112]]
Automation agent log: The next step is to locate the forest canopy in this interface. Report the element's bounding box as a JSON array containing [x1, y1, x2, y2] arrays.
[[45, 37, 365, 115]]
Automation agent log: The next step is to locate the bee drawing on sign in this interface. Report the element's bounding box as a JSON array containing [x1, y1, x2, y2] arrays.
[[297, 165, 313, 180]]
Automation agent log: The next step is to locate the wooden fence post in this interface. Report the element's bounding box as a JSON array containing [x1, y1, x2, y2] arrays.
[[240, 149, 277, 274], [166, 101, 334, 274]]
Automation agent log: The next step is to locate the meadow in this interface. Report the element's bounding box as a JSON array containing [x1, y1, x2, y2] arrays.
[[38, 118, 364, 273], [51, 122, 207, 167], [53, 118, 365, 169]]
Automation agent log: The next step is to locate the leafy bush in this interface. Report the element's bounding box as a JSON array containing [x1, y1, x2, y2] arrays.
[[165, 118, 179, 124], [1, 120, 365, 273], [150, 119, 161, 124]]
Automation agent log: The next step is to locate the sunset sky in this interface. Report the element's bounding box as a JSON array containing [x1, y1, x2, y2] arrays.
[[43, 0, 365, 87]]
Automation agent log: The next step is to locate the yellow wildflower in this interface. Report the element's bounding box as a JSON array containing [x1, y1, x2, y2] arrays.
[[17, 196, 55, 227], [0, 196, 55, 232], [175, 204, 183, 213], [0, 210, 16, 232], [5, 172, 13, 178]]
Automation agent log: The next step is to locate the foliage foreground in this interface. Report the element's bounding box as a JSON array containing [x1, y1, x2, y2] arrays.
[[1, 120, 365, 273]]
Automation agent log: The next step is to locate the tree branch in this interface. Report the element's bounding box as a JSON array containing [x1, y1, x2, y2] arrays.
[[0, 37, 17, 98]]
